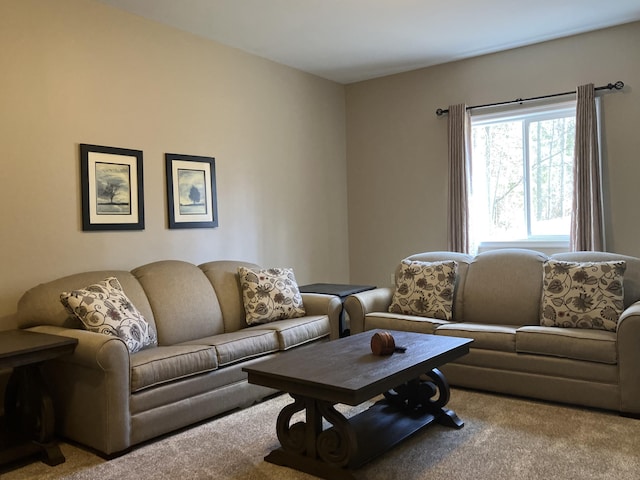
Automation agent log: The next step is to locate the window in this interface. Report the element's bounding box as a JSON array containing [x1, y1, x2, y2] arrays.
[[469, 101, 576, 253]]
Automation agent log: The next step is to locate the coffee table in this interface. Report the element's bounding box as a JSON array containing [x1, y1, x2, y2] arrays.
[[243, 329, 472, 480]]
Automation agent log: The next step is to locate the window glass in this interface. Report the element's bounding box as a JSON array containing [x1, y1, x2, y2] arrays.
[[469, 102, 576, 252]]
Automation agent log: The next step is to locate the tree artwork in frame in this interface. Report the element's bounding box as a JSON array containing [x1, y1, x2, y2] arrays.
[[165, 153, 218, 229], [80, 144, 145, 231]]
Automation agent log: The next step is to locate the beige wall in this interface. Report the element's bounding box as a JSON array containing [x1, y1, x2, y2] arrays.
[[346, 21, 640, 289], [2, 2, 638, 327], [0, 0, 349, 325]]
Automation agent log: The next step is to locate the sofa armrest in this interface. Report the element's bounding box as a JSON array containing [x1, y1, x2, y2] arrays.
[[344, 287, 394, 335], [26, 325, 133, 455], [617, 301, 640, 415], [301, 293, 343, 340]]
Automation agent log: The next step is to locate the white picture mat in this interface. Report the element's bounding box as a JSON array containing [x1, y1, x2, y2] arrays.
[[87, 151, 139, 225], [171, 159, 213, 223]]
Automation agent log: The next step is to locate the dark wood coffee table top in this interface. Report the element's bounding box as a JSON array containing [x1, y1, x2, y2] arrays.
[[244, 329, 472, 406]]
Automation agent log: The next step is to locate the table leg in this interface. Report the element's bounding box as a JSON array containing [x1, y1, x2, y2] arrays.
[[3, 364, 65, 466], [266, 394, 358, 480]]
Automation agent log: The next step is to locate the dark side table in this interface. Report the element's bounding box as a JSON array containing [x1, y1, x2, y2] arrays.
[[0, 330, 78, 468], [298, 283, 375, 337]]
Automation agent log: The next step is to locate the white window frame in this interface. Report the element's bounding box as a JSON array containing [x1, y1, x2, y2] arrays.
[[470, 100, 577, 255]]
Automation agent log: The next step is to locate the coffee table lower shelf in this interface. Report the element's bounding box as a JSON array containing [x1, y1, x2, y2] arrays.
[[265, 393, 463, 480]]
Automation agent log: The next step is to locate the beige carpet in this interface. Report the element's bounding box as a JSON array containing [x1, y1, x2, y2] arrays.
[[3, 388, 639, 480]]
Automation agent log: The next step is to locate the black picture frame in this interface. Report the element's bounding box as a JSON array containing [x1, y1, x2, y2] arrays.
[[165, 153, 218, 229], [80, 143, 145, 231]]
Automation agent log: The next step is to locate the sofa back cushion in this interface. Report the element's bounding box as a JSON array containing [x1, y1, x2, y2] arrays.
[[17, 270, 156, 333], [132, 260, 223, 345], [199, 260, 260, 333], [551, 251, 640, 308], [463, 249, 547, 326], [404, 251, 473, 321]]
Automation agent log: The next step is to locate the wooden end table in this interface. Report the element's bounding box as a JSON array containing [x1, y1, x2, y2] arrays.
[[0, 330, 78, 467], [244, 329, 472, 480], [298, 283, 375, 337]]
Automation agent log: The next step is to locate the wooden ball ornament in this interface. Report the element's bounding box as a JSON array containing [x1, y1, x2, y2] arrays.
[[371, 331, 396, 356]]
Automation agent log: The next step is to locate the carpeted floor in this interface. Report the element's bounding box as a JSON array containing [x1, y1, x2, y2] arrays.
[[2, 388, 639, 480]]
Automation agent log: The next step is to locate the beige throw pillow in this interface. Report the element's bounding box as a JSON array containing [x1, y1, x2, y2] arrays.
[[388, 259, 457, 321], [60, 277, 157, 353], [540, 260, 625, 331], [238, 267, 306, 325]]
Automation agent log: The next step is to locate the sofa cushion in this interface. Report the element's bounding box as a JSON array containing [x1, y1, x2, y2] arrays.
[[17, 270, 156, 331], [130, 345, 218, 393], [60, 277, 157, 353], [435, 323, 516, 352], [132, 261, 224, 345], [256, 315, 330, 349], [238, 267, 306, 325], [450, 348, 618, 384], [388, 260, 457, 321], [516, 326, 617, 364], [199, 260, 261, 334], [365, 312, 450, 334], [182, 329, 280, 366], [540, 260, 626, 332], [463, 249, 548, 327]]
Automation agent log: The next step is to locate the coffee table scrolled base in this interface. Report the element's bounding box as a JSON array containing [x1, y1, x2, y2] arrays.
[[316, 401, 357, 466], [275, 396, 307, 455], [383, 367, 464, 428], [275, 395, 357, 469], [267, 367, 463, 480]]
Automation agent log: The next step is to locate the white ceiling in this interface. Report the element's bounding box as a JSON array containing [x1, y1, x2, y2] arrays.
[[96, 0, 640, 84]]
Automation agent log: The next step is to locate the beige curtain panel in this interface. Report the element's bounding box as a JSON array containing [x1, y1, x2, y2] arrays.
[[570, 83, 604, 251], [447, 103, 471, 253]]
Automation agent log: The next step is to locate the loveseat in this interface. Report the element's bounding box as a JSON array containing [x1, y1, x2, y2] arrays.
[[16, 260, 342, 456], [344, 249, 640, 416]]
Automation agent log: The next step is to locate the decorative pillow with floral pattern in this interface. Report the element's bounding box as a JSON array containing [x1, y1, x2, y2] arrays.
[[238, 267, 306, 325], [540, 260, 626, 331], [60, 277, 157, 353], [388, 259, 457, 321]]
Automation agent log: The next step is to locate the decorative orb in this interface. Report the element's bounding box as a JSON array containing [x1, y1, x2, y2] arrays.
[[371, 331, 395, 356]]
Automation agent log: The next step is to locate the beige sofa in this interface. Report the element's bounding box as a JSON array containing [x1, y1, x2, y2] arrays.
[[345, 249, 640, 416], [16, 260, 342, 456]]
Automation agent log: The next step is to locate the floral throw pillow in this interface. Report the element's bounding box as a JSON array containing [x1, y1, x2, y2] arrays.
[[540, 260, 626, 331], [388, 260, 457, 321], [60, 277, 157, 353], [238, 267, 306, 325]]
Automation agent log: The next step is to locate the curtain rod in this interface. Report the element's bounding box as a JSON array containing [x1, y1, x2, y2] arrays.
[[435, 81, 624, 116]]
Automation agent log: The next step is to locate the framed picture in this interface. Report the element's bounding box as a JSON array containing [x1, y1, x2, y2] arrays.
[[165, 153, 218, 229], [80, 144, 145, 231]]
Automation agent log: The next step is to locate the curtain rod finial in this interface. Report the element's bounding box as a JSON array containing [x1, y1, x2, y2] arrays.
[[606, 81, 624, 90]]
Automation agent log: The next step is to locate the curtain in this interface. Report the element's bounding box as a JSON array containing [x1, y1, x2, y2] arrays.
[[447, 104, 471, 253], [570, 84, 604, 251]]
